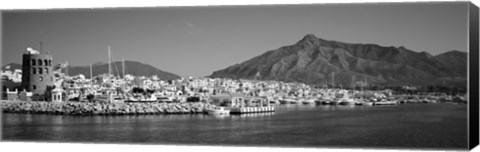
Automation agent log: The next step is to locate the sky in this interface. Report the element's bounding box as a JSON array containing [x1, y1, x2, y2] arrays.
[[1, 2, 469, 77]]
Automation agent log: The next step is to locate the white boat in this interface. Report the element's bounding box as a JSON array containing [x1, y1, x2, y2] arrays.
[[373, 100, 398, 105], [302, 98, 315, 104], [207, 107, 230, 115], [279, 99, 288, 104], [269, 100, 281, 104], [338, 98, 355, 105], [288, 99, 302, 104], [355, 101, 374, 106], [365, 102, 375, 106], [280, 98, 300, 104]]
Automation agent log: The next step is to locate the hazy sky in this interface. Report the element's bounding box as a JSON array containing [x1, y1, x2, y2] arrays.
[[2, 2, 469, 77]]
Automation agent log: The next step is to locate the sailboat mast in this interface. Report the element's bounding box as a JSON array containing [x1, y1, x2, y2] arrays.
[[90, 64, 93, 87], [108, 45, 111, 102], [108, 46, 111, 80], [352, 75, 355, 90], [122, 57, 125, 79], [331, 72, 335, 89], [65, 61, 69, 76]]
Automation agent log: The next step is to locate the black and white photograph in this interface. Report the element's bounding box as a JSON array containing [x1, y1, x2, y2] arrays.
[[1, 0, 479, 151]]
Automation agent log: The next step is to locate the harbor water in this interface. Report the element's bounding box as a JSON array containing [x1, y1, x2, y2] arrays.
[[2, 103, 468, 149]]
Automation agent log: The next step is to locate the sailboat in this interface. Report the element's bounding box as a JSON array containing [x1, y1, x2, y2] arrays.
[[94, 45, 125, 103]]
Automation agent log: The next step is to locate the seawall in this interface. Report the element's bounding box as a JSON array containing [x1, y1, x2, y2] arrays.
[[0, 100, 216, 115]]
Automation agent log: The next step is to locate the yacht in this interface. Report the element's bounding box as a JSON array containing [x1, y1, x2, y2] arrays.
[[206, 107, 230, 115]]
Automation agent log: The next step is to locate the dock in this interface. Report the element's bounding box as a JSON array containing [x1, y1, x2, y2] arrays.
[[229, 106, 275, 114]]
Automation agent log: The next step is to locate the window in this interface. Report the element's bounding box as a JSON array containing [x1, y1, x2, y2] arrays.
[[32, 68, 36, 74], [44, 59, 48, 66], [32, 59, 36, 66], [38, 59, 42, 66], [33, 85, 36, 90], [38, 68, 43, 74], [49, 60, 52, 66], [44, 68, 48, 74], [39, 76, 43, 81]]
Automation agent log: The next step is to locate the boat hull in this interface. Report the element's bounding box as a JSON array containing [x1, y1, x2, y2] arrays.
[[207, 109, 230, 115]]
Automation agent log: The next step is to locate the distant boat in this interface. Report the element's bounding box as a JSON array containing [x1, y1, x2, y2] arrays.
[[329, 97, 343, 105], [338, 98, 355, 105], [354, 99, 374, 106], [280, 97, 299, 104], [269, 100, 281, 104], [373, 99, 398, 106], [315, 96, 333, 105], [302, 98, 315, 104], [321, 100, 332, 105], [288, 98, 302, 104], [206, 107, 230, 115]]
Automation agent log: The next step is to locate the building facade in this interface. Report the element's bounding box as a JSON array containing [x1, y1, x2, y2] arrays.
[[21, 48, 54, 95]]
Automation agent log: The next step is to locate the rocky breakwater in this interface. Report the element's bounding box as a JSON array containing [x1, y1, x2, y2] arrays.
[[0, 100, 216, 115]]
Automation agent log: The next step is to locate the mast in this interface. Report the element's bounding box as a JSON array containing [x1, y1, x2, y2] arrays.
[[331, 72, 335, 89], [108, 45, 111, 103], [90, 64, 93, 79], [108, 45, 111, 80], [122, 57, 125, 79], [122, 57, 125, 96], [65, 61, 69, 76], [352, 75, 356, 90], [40, 41, 43, 54]]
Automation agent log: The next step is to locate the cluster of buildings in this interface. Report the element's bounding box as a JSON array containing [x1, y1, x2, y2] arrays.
[[1, 47, 397, 105]]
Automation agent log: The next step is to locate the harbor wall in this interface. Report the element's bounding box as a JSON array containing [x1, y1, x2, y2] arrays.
[[0, 100, 216, 115]]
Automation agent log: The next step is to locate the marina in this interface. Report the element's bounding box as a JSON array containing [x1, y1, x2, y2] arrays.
[[1, 3, 473, 150]]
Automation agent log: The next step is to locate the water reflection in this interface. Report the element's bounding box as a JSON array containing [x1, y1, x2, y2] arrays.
[[276, 104, 317, 111], [276, 104, 374, 112]]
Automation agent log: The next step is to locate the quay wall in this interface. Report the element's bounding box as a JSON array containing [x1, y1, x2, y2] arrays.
[[0, 100, 216, 115]]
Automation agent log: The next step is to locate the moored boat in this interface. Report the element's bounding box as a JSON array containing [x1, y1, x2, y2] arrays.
[[206, 107, 230, 115], [338, 98, 355, 105], [302, 98, 315, 104], [280, 98, 301, 104], [373, 100, 398, 106]]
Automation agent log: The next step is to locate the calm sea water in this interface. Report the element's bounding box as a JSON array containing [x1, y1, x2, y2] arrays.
[[1, 103, 468, 149]]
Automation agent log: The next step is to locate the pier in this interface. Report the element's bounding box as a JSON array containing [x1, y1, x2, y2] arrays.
[[0, 100, 216, 115], [230, 106, 275, 114]]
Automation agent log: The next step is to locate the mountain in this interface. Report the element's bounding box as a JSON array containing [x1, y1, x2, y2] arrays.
[[2, 61, 181, 80], [65, 61, 181, 80], [210, 34, 467, 87], [1, 63, 22, 71]]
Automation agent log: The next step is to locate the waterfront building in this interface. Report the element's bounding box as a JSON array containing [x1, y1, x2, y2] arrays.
[[18, 90, 33, 101], [21, 47, 54, 96], [51, 87, 64, 102], [211, 93, 250, 107], [1, 67, 23, 98], [6, 89, 19, 101]]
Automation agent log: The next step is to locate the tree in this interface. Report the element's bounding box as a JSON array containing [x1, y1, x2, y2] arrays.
[[43, 85, 55, 101]]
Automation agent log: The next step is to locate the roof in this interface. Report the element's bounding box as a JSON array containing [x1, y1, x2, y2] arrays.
[[52, 88, 64, 92]]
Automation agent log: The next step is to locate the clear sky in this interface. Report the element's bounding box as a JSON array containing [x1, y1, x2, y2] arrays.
[[2, 2, 468, 77]]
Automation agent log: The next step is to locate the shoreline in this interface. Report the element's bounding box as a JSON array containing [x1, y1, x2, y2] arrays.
[[0, 100, 216, 116]]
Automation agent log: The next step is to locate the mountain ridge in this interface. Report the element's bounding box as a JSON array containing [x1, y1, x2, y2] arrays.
[[2, 61, 181, 80], [210, 34, 467, 87]]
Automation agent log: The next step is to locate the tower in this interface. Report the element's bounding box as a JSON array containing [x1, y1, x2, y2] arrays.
[[21, 47, 54, 96]]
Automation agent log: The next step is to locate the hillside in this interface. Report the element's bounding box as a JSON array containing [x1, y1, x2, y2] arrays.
[[210, 34, 467, 87], [65, 61, 181, 80], [2, 61, 181, 80]]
